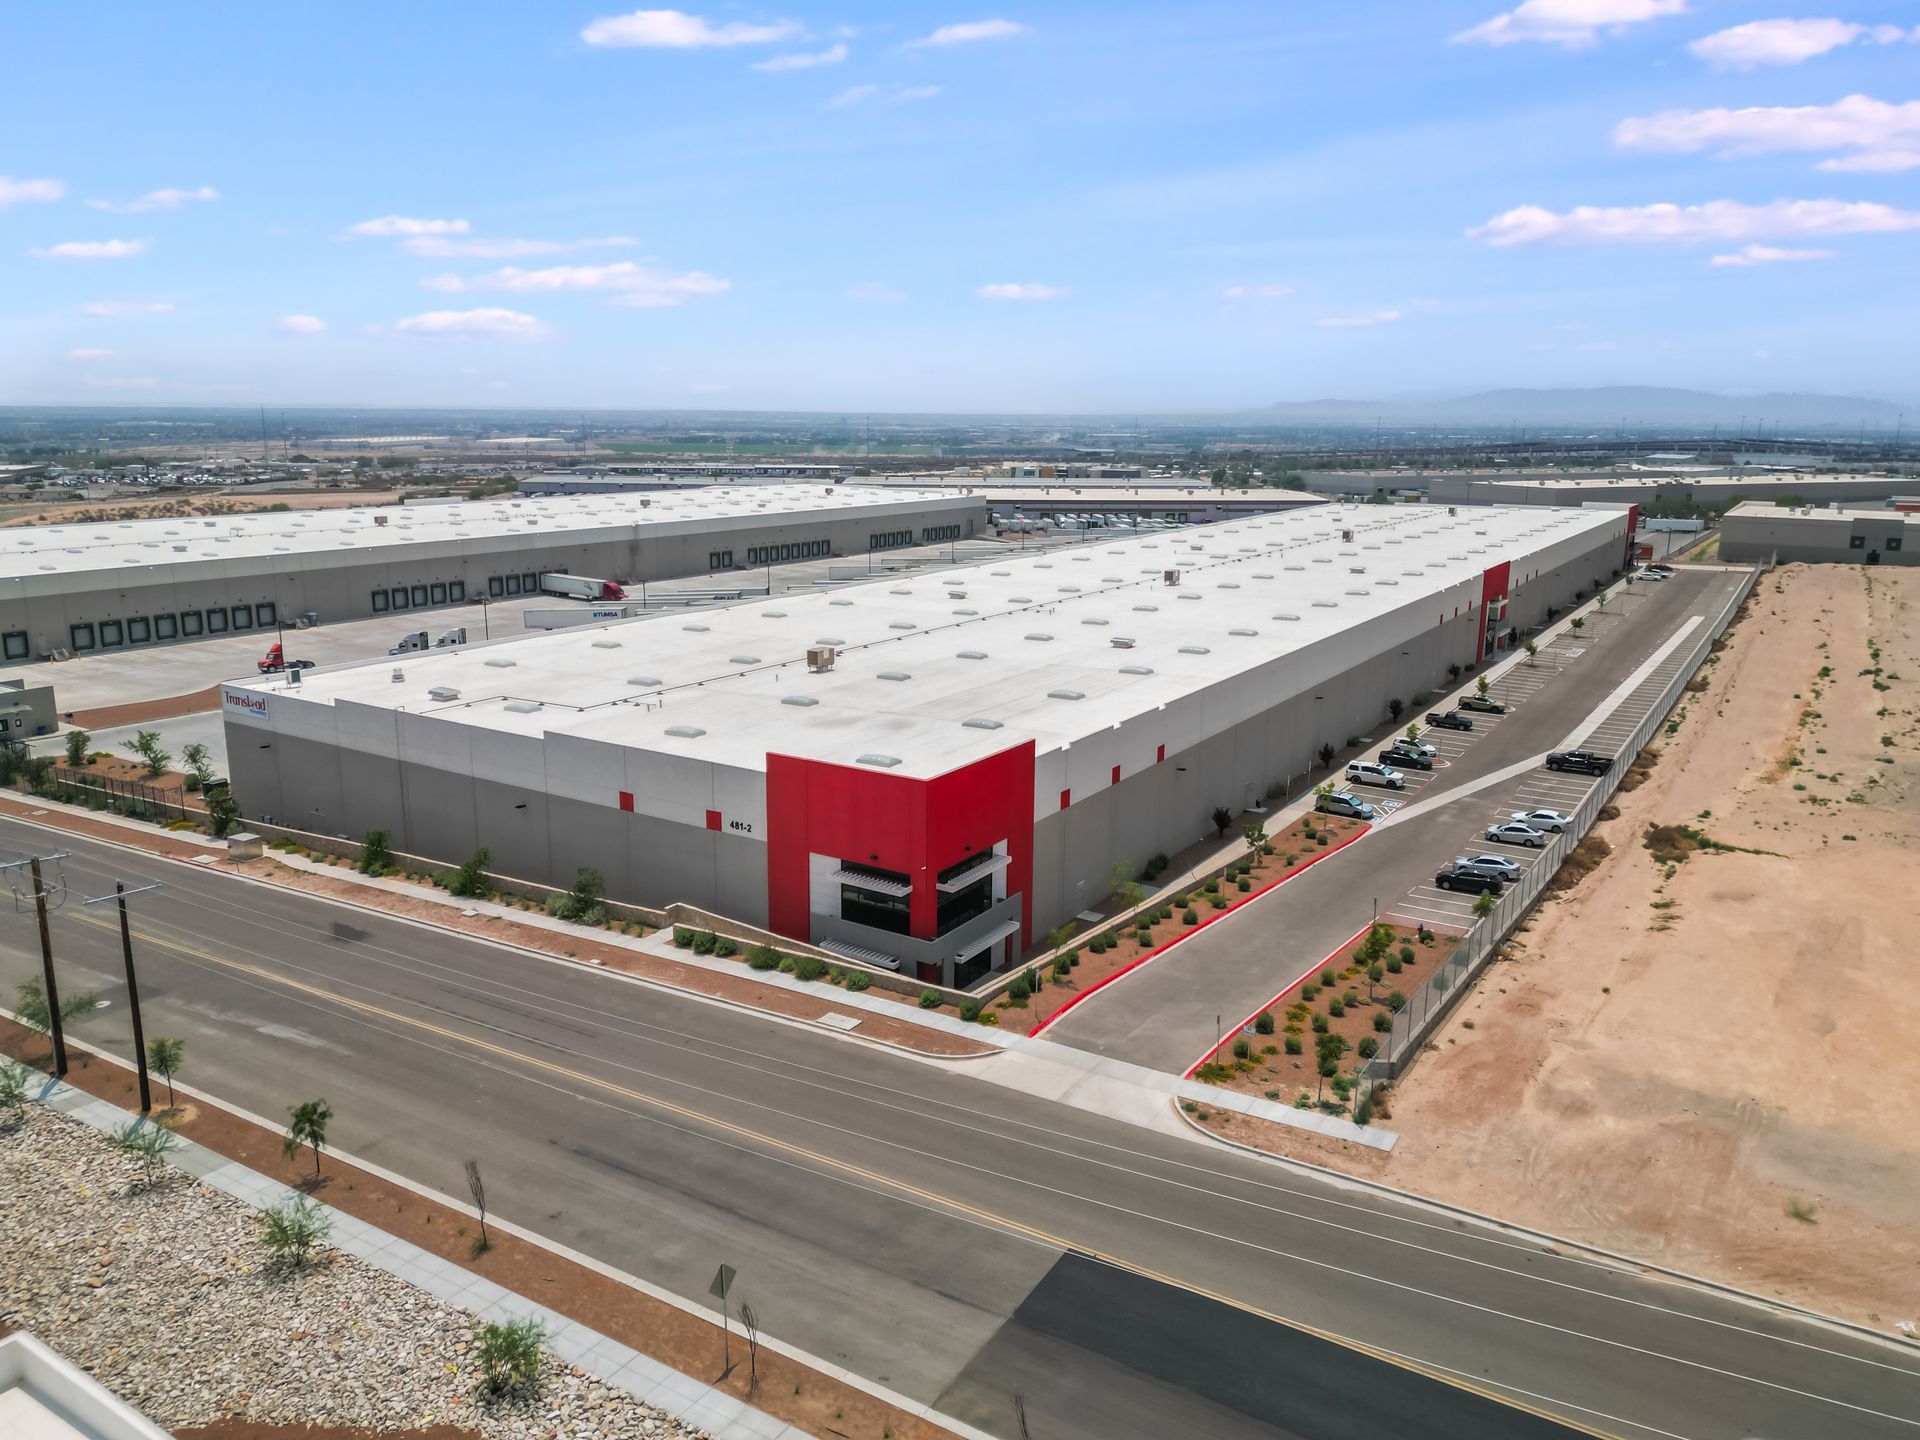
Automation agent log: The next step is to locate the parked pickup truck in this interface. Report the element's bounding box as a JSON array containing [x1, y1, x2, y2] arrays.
[[1459, 693, 1507, 714], [1379, 743, 1432, 771], [1434, 864, 1504, 896], [1426, 709, 1474, 731], [1315, 790, 1378, 821], [1546, 748, 1614, 776]]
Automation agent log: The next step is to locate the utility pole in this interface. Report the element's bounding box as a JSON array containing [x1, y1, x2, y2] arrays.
[[82, 881, 162, 1113], [2, 854, 72, 1078]]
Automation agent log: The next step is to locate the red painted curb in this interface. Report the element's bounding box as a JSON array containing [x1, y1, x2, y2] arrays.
[[1028, 823, 1371, 1037], [1183, 920, 1372, 1078]]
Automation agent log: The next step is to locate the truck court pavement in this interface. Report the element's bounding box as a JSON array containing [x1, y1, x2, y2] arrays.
[[4, 811, 1919, 1440], [1043, 568, 1752, 1074]]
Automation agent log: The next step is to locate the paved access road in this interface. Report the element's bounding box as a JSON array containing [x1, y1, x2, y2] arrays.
[[4, 815, 1917, 1440], [1044, 567, 1751, 1074]]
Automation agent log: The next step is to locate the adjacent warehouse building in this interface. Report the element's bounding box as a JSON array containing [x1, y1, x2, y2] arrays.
[[0, 486, 986, 664], [1426, 471, 1917, 510], [222, 503, 1633, 987], [1720, 501, 1918, 565]]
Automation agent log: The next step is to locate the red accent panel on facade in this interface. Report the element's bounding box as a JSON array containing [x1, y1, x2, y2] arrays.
[[1156, 743, 1166, 763], [1060, 787, 1072, 810], [1111, 765, 1121, 786], [1623, 505, 1641, 570], [1477, 561, 1513, 662], [705, 809, 721, 831], [764, 742, 1038, 954], [618, 791, 635, 813]]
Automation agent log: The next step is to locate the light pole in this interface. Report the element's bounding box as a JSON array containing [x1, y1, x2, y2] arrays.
[[81, 881, 162, 1112]]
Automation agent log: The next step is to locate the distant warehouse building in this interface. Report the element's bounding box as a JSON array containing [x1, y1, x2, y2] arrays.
[[221, 503, 1633, 988], [1720, 502, 1917, 566], [1428, 471, 1918, 510], [0, 486, 985, 664]]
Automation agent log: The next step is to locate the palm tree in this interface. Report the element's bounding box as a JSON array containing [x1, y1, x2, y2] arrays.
[[146, 1037, 184, 1109], [284, 1099, 332, 1179]]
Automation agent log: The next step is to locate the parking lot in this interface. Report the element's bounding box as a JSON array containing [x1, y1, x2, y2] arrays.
[[1041, 565, 1753, 1073]]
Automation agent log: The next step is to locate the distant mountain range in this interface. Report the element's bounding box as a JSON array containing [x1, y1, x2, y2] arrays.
[[1262, 387, 1910, 431]]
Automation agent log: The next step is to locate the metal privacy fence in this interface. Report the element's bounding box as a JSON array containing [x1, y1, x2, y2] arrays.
[[1356, 565, 1762, 1106], [43, 765, 198, 821]]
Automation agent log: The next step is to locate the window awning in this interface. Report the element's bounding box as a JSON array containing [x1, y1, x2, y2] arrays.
[[936, 853, 1010, 893], [957, 919, 1019, 960], [819, 939, 901, 971], [829, 867, 912, 897]]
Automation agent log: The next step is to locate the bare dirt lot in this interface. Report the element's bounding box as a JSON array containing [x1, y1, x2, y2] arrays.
[[1276, 564, 1920, 1330]]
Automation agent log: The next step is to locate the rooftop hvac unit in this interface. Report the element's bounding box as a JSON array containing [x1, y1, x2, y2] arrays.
[[1163, 569, 1180, 585], [374, 514, 389, 526], [390, 667, 405, 683], [807, 645, 837, 672], [428, 686, 461, 702], [1342, 528, 1354, 542], [1448, 506, 1458, 516]]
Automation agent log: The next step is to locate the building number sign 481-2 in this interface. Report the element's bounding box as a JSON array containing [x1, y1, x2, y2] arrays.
[[728, 818, 754, 835]]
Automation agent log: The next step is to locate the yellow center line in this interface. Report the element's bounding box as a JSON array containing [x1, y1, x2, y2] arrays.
[[72, 909, 1616, 1438]]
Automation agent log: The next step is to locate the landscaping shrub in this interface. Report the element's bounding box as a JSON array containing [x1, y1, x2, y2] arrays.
[[446, 848, 492, 899], [1136, 928, 1153, 946], [791, 955, 826, 982], [690, 931, 717, 955], [1398, 944, 1414, 966], [1008, 974, 1031, 1002], [1387, 990, 1407, 1012], [1209, 895, 1227, 909], [712, 937, 737, 959], [1317, 834, 1330, 847], [918, 987, 942, 1008], [1327, 997, 1345, 1017], [1319, 969, 1336, 987], [358, 829, 396, 877], [1052, 956, 1072, 978], [1089, 935, 1109, 954], [845, 971, 871, 992], [1173, 893, 1190, 908], [1357, 1035, 1379, 1059], [544, 893, 572, 918], [1300, 983, 1319, 1000], [1064, 947, 1080, 969], [1311, 1013, 1329, 1034], [1182, 908, 1199, 925], [1203, 880, 1220, 895], [1284, 1034, 1303, 1055], [1254, 1010, 1275, 1035], [1373, 1011, 1393, 1033], [1236, 877, 1250, 892], [1386, 956, 1403, 974], [959, 999, 983, 1022], [1284, 852, 1298, 866], [747, 944, 781, 970]]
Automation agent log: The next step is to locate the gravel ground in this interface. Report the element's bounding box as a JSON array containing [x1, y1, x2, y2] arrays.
[[0, 1103, 708, 1439]]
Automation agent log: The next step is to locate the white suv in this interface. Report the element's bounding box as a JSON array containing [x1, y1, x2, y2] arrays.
[[1345, 760, 1406, 790]]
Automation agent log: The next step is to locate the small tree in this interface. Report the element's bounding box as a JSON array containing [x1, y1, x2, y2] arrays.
[[14, 978, 98, 1035], [180, 742, 215, 792], [1570, 616, 1585, 632], [108, 1118, 178, 1192], [1317, 742, 1336, 768], [1524, 639, 1539, 667], [284, 1098, 332, 1178], [358, 829, 395, 875], [1107, 859, 1146, 910], [0, 1058, 32, 1121], [447, 847, 492, 899], [476, 1317, 546, 1397], [64, 729, 90, 767], [1386, 697, 1404, 722], [130, 729, 172, 777], [1044, 922, 1077, 950], [465, 1157, 491, 1254], [260, 1194, 330, 1269], [204, 784, 240, 837], [1242, 820, 1266, 862], [1476, 675, 1490, 697], [1210, 805, 1233, 838], [146, 1036, 184, 1108], [740, 1301, 763, 1396]]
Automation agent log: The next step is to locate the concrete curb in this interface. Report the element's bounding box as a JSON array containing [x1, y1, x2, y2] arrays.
[[3, 1028, 1004, 1440]]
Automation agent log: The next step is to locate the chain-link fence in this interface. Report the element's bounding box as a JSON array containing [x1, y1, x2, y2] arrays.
[[1355, 565, 1762, 1111]]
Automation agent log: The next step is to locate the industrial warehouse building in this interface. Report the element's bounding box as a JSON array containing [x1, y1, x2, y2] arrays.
[[1426, 470, 1916, 511], [221, 503, 1633, 987], [0, 486, 986, 664], [1720, 501, 1918, 565]]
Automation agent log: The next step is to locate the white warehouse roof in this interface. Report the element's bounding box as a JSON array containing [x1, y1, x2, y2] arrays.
[[0, 485, 969, 583], [231, 503, 1623, 780]]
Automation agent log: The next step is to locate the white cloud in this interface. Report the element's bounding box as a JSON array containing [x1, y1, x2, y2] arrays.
[[81, 299, 173, 317], [427, 261, 730, 308], [348, 215, 470, 238], [1689, 18, 1919, 68], [86, 185, 219, 213], [0, 176, 64, 207], [393, 308, 550, 339], [31, 238, 148, 260], [400, 233, 637, 259], [847, 281, 906, 302], [977, 282, 1067, 301], [1471, 197, 1920, 244], [1615, 95, 1920, 173], [1451, 0, 1687, 49], [826, 82, 939, 108], [66, 348, 113, 360], [82, 375, 160, 391], [910, 18, 1029, 46], [1223, 283, 1293, 300], [580, 9, 800, 48], [1709, 243, 1837, 266], [753, 42, 848, 71], [1315, 309, 1402, 328], [276, 313, 328, 334]]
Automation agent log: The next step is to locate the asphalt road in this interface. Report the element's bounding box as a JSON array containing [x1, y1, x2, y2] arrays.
[[1044, 567, 1751, 1073], [3, 815, 1917, 1440]]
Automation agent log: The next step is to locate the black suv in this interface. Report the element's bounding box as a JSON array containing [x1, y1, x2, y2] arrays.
[[1380, 743, 1433, 770], [1546, 749, 1613, 776], [1426, 709, 1474, 731], [1435, 865, 1504, 895], [1459, 693, 1506, 714]]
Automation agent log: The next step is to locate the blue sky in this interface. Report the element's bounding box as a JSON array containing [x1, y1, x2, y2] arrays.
[[4, 2, 1917, 411]]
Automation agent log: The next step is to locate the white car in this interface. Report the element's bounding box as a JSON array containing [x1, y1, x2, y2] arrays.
[[1484, 821, 1548, 848], [1635, 568, 1669, 582], [1397, 735, 1438, 758], [1455, 853, 1523, 880], [1509, 808, 1571, 833], [1346, 761, 1407, 790]]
